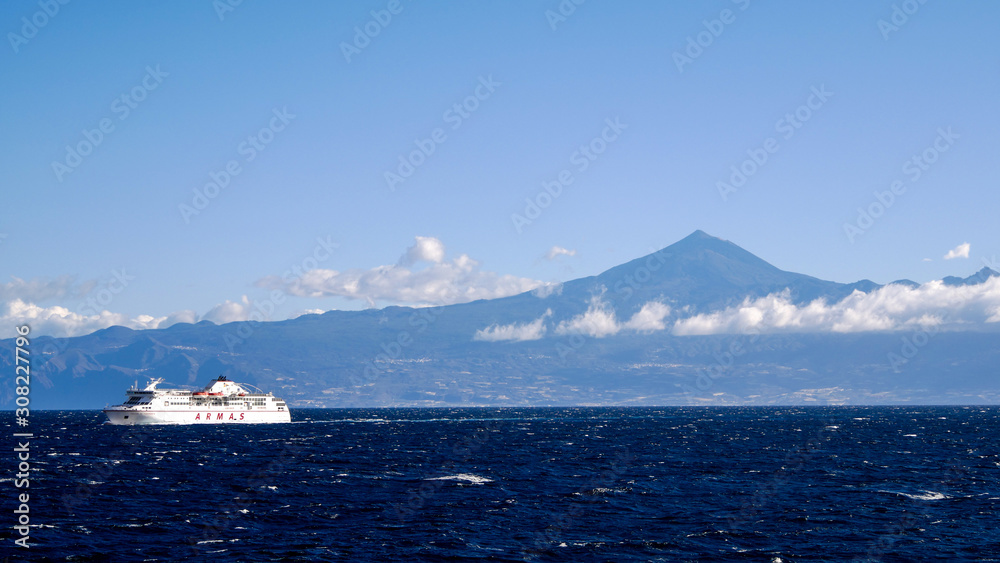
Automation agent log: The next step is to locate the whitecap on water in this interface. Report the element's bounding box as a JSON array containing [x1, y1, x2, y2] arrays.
[[883, 490, 950, 501], [425, 473, 493, 485]]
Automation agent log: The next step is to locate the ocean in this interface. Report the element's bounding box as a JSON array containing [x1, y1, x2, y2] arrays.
[[5, 406, 999, 561]]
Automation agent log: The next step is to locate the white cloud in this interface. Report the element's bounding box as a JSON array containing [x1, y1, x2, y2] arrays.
[[944, 242, 970, 260], [544, 246, 576, 261], [532, 282, 562, 298], [474, 309, 552, 342], [623, 301, 672, 332], [0, 299, 168, 339], [163, 309, 198, 326], [201, 296, 252, 324], [555, 295, 622, 337], [257, 236, 546, 307], [0, 293, 277, 339], [672, 277, 1000, 335], [199, 294, 300, 325], [293, 308, 326, 318], [399, 236, 446, 266], [554, 294, 672, 338]]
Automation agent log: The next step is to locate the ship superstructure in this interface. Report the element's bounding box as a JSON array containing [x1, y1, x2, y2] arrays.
[[103, 376, 291, 425]]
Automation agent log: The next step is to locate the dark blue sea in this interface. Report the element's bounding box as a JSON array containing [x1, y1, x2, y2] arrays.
[[4, 407, 999, 561]]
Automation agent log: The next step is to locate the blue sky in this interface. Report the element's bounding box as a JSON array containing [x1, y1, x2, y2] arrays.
[[2, 0, 999, 337]]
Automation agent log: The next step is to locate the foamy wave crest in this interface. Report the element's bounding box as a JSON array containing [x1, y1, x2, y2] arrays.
[[425, 473, 494, 485]]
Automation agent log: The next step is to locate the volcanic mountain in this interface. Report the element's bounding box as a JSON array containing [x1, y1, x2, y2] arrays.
[[4, 231, 998, 409]]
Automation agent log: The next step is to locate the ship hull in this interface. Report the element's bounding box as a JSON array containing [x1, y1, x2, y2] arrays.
[[104, 376, 291, 425], [104, 408, 291, 425]]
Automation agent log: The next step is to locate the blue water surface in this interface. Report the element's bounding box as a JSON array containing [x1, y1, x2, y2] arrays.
[[4, 406, 999, 561]]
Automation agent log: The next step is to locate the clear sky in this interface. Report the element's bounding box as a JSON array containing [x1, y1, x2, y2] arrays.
[[2, 0, 999, 337]]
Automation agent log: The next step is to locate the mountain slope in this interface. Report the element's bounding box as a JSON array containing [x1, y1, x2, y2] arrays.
[[2, 231, 997, 409], [462, 230, 879, 328]]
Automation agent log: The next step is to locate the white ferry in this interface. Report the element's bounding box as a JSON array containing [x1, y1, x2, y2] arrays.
[[103, 376, 291, 425]]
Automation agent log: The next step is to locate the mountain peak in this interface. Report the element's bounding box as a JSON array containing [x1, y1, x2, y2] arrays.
[[683, 229, 713, 239], [661, 230, 772, 269], [675, 229, 728, 246], [943, 267, 1000, 287], [573, 230, 860, 313], [975, 266, 999, 280]]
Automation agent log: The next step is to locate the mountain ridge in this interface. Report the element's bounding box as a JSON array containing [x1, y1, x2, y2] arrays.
[[3, 230, 998, 409]]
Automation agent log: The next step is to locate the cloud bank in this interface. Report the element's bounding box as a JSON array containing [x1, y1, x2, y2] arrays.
[[2, 236, 547, 338], [625, 301, 673, 332], [672, 278, 1000, 335], [473, 276, 1000, 341], [257, 236, 547, 307], [0, 295, 281, 339], [554, 295, 672, 338], [474, 309, 552, 342], [0, 299, 168, 339]]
